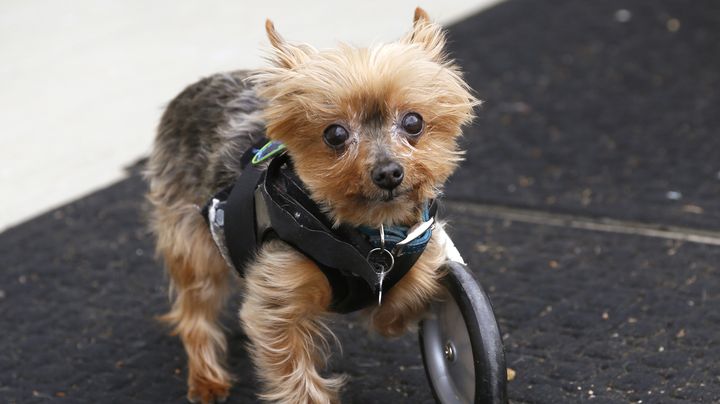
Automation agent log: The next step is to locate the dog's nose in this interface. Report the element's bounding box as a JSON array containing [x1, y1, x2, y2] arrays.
[[371, 161, 404, 190]]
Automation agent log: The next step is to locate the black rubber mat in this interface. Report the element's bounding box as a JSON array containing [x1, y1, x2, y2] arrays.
[[445, 0, 720, 230], [2, 174, 719, 403], [445, 204, 720, 403]]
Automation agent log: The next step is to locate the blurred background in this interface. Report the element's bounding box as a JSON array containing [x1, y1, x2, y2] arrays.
[[0, 0, 500, 231]]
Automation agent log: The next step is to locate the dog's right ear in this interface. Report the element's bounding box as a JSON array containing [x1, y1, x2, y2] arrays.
[[403, 7, 447, 63], [265, 19, 284, 49], [265, 19, 314, 69], [413, 7, 431, 25]]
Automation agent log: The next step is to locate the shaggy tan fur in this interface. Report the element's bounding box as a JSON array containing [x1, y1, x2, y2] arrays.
[[146, 7, 477, 403], [253, 12, 476, 226]]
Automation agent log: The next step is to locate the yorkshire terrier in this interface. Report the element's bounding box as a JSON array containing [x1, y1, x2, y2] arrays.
[[146, 8, 476, 403]]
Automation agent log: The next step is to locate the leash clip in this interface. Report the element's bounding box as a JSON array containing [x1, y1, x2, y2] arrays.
[[367, 224, 394, 305]]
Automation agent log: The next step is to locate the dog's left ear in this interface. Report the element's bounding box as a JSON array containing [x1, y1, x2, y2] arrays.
[[404, 7, 447, 62], [265, 19, 315, 69]]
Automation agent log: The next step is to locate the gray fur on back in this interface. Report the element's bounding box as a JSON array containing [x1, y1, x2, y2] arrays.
[[146, 70, 267, 205]]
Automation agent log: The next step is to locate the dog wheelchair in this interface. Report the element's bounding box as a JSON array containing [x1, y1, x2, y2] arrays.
[[419, 236, 508, 403], [204, 143, 508, 404]]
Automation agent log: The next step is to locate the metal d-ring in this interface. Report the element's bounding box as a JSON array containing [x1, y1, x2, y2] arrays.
[[367, 224, 394, 274], [367, 247, 395, 275], [368, 223, 395, 305]]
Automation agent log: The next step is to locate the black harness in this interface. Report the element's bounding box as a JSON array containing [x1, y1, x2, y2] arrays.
[[202, 140, 437, 313]]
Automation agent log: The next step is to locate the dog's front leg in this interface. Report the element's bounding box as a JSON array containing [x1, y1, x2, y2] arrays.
[[240, 240, 345, 404]]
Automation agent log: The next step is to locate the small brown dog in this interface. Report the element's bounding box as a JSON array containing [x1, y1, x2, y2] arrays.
[[146, 8, 476, 403]]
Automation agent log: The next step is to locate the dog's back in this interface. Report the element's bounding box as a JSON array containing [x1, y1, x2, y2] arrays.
[[146, 70, 266, 207]]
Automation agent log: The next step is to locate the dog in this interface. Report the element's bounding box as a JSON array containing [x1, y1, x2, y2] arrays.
[[146, 7, 476, 403]]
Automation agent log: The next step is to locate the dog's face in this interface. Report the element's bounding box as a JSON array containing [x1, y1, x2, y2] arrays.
[[253, 9, 476, 227]]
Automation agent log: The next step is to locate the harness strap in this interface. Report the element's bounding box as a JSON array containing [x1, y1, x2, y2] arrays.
[[258, 156, 383, 289], [223, 164, 265, 273], [202, 142, 439, 313]]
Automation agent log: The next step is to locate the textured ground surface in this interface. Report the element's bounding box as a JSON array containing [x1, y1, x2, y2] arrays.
[[446, 204, 720, 404], [2, 0, 719, 403], [446, 0, 720, 230]]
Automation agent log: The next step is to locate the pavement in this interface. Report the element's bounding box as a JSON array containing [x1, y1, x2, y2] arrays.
[[2, 0, 720, 403]]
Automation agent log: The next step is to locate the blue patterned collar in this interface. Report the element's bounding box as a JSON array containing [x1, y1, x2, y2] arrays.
[[357, 202, 435, 256]]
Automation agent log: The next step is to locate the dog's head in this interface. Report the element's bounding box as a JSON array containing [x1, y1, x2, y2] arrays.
[[252, 8, 477, 227]]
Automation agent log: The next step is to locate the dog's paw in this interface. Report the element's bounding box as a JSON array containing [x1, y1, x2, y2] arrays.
[[372, 312, 413, 338], [187, 379, 230, 404]]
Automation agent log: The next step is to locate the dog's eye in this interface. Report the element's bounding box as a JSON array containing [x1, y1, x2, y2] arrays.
[[323, 124, 349, 148], [401, 112, 424, 136]]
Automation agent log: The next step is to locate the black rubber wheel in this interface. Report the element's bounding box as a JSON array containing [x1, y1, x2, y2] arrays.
[[419, 261, 508, 404]]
